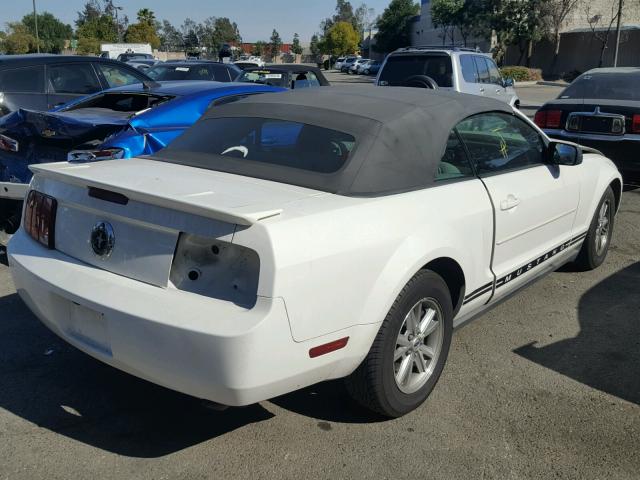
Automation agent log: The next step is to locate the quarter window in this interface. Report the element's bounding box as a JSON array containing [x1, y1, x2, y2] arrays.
[[96, 64, 144, 88], [473, 56, 490, 84], [435, 131, 474, 181], [456, 113, 545, 174], [459, 55, 478, 83], [47, 63, 101, 94], [0, 66, 45, 93], [485, 59, 502, 85]]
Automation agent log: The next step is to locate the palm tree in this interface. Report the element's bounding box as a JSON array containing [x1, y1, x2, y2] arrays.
[[137, 8, 156, 26]]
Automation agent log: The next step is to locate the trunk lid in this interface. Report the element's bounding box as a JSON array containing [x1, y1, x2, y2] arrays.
[[29, 158, 322, 287]]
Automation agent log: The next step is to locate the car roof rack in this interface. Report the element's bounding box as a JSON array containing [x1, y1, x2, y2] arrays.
[[395, 45, 481, 53]]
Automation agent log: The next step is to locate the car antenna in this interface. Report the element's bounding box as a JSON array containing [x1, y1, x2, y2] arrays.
[[142, 79, 161, 90]]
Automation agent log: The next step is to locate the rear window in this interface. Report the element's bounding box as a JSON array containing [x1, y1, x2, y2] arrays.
[[0, 66, 45, 93], [148, 64, 221, 81], [559, 72, 640, 101], [379, 54, 453, 87], [237, 70, 288, 87], [64, 93, 174, 113], [158, 117, 356, 174]]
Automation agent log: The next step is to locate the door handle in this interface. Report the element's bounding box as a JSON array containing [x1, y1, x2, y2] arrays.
[[479, 87, 485, 93], [495, 88, 502, 94], [500, 194, 521, 210]]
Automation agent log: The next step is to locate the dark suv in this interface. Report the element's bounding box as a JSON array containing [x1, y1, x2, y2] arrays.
[[0, 54, 152, 115]]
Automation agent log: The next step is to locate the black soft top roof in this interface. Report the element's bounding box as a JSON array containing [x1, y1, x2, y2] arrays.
[[156, 86, 512, 196]]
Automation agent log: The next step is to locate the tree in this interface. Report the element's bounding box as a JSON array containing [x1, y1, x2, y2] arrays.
[[545, 0, 581, 74], [159, 20, 182, 51], [200, 17, 242, 56], [252, 40, 267, 57], [310, 34, 321, 56], [269, 29, 283, 61], [508, 0, 550, 66], [125, 22, 160, 49], [430, 0, 464, 45], [323, 21, 360, 56], [586, 1, 625, 67], [374, 0, 419, 53], [354, 3, 375, 40], [291, 33, 303, 55], [136, 8, 156, 26], [76, 14, 118, 54], [181, 18, 202, 54], [75, 1, 123, 54], [2, 23, 36, 54], [21, 12, 72, 53]]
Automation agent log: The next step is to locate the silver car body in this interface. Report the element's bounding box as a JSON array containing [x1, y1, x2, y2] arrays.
[[376, 47, 520, 108]]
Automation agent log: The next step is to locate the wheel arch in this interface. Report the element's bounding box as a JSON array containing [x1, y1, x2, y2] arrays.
[[421, 257, 466, 316], [610, 177, 622, 212]]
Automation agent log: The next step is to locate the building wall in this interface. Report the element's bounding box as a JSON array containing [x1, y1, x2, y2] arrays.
[[564, 0, 640, 32], [412, 0, 640, 74], [504, 28, 640, 75]]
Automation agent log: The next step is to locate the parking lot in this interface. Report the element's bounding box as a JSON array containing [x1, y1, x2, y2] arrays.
[[0, 81, 639, 480]]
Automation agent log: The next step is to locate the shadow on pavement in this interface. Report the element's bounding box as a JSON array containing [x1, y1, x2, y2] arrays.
[[0, 292, 273, 458], [270, 380, 387, 424], [514, 262, 640, 405]]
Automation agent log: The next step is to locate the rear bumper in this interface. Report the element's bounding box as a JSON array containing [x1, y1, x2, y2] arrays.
[[544, 129, 640, 177], [8, 230, 375, 405]]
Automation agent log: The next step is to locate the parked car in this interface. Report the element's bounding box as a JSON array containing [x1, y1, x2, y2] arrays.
[[117, 53, 155, 63], [534, 67, 640, 185], [363, 60, 382, 76], [350, 59, 370, 74], [234, 56, 265, 69], [376, 46, 519, 107], [0, 54, 151, 115], [146, 61, 241, 82], [236, 64, 330, 88], [100, 43, 152, 60], [126, 59, 161, 72], [355, 59, 372, 74], [0, 81, 284, 235], [334, 57, 346, 70], [8, 87, 621, 417], [340, 56, 360, 73]]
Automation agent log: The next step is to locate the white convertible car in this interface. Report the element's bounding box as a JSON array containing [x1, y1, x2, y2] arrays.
[[8, 87, 622, 417]]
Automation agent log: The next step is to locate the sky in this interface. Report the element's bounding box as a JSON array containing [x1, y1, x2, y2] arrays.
[[3, 0, 401, 43]]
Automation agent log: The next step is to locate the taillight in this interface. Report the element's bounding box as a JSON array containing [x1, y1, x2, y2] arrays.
[[546, 110, 562, 128], [534, 110, 562, 129], [632, 114, 640, 133], [67, 148, 124, 163], [24, 190, 57, 249], [169, 233, 260, 307]]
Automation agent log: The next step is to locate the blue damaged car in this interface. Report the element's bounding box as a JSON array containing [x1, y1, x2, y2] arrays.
[[0, 80, 285, 234]]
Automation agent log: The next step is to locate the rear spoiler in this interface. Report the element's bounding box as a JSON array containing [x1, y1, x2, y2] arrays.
[[29, 164, 282, 226]]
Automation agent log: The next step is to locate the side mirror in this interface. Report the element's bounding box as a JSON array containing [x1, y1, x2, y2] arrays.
[[502, 78, 514, 88], [548, 141, 582, 166]]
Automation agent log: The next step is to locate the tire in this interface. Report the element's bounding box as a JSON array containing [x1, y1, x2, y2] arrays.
[[345, 269, 453, 417], [574, 186, 615, 271]]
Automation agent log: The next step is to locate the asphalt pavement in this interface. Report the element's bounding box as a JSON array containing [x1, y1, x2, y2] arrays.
[[0, 80, 639, 480]]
